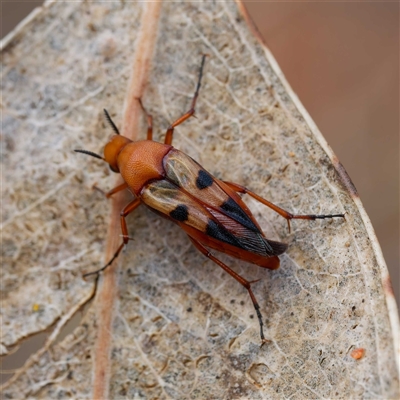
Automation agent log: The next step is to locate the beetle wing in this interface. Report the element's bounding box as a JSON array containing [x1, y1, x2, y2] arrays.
[[164, 149, 263, 233], [141, 162, 287, 266], [164, 149, 287, 252], [181, 223, 282, 270]]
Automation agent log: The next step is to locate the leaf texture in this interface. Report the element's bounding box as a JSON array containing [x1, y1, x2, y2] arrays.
[[1, 0, 399, 398]]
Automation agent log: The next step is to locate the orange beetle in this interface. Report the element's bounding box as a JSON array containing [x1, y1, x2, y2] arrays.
[[76, 56, 344, 343]]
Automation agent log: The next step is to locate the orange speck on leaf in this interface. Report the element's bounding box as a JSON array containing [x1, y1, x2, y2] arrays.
[[351, 348, 365, 360]]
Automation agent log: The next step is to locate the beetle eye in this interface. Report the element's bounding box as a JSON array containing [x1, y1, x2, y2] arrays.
[[109, 165, 119, 173]]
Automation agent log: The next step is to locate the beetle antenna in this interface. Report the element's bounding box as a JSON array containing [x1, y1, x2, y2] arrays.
[[196, 54, 207, 93], [103, 109, 120, 135], [74, 149, 105, 160]]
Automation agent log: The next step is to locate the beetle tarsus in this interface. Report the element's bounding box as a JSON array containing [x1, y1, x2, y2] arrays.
[[253, 302, 266, 343], [287, 219, 291, 233], [248, 278, 261, 285], [260, 338, 271, 349], [93, 184, 106, 197], [119, 234, 134, 241], [136, 98, 153, 140], [222, 181, 345, 232], [83, 242, 125, 278], [164, 55, 207, 145], [311, 213, 345, 219]]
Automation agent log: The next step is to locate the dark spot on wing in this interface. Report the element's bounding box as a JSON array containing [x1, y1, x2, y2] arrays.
[[220, 198, 260, 232], [196, 170, 213, 189], [169, 204, 189, 222]]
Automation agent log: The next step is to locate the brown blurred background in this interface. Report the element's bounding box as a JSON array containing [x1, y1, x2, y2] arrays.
[[2, 2, 398, 307]]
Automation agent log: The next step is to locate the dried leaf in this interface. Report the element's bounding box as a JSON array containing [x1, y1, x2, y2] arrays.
[[1, 1, 398, 398]]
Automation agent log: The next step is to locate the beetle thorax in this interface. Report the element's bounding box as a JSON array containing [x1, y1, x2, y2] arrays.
[[117, 140, 172, 195]]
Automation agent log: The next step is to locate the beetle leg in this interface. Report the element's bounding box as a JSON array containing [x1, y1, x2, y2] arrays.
[[164, 55, 206, 145], [137, 98, 153, 140], [223, 181, 345, 233], [83, 198, 141, 277], [188, 236, 268, 344], [104, 182, 129, 198], [93, 182, 128, 198]]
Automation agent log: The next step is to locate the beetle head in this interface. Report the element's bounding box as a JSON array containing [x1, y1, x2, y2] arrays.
[[75, 109, 131, 173], [103, 135, 131, 172]]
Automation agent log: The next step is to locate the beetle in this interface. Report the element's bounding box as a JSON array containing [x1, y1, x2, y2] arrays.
[[75, 56, 344, 343]]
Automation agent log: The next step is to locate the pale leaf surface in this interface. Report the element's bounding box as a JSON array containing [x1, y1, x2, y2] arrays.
[[1, 1, 398, 398]]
